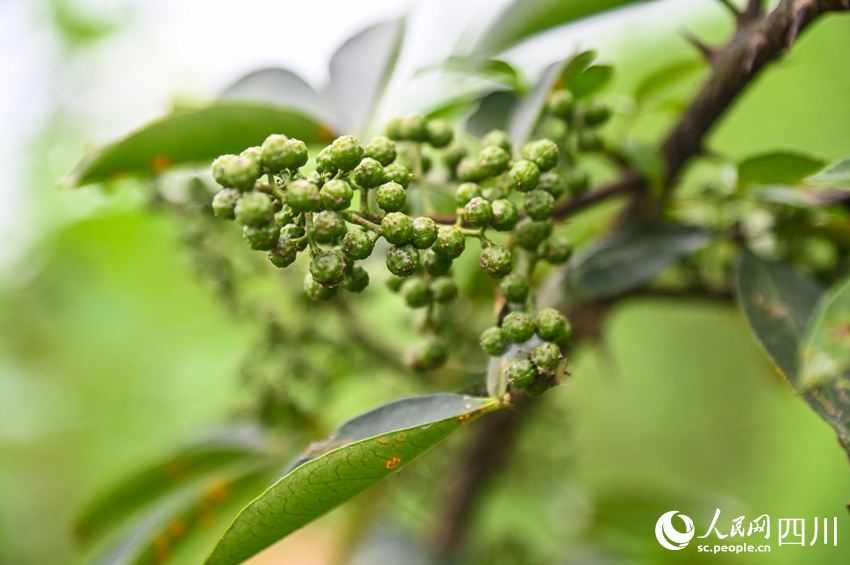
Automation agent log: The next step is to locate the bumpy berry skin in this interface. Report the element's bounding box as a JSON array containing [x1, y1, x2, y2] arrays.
[[524, 189, 555, 221], [267, 237, 298, 268], [442, 142, 467, 172], [376, 181, 406, 212], [352, 158, 385, 189], [539, 235, 574, 264], [281, 224, 306, 251], [457, 156, 486, 183], [478, 146, 510, 177], [212, 154, 236, 187], [386, 244, 420, 277], [234, 191, 273, 227], [500, 274, 530, 303], [480, 327, 508, 356], [312, 211, 347, 244], [423, 249, 452, 276], [535, 308, 571, 343], [364, 137, 397, 167], [577, 130, 603, 152], [455, 182, 481, 206], [240, 146, 263, 165], [400, 115, 429, 141], [214, 154, 260, 191], [480, 244, 514, 278], [342, 264, 369, 293], [463, 197, 493, 227], [381, 212, 414, 245], [320, 179, 354, 211], [538, 171, 566, 200], [505, 356, 536, 388], [243, 224, 279, 250], [426, 120, 454, 148], [383, 163, 412, 188], [502, 311, 535, 343], [532, 341, 561, 369], [341, 230, 375, 260], [522, 140, 559, 172], [212, 188, 240, 220], [489, 199, 519, 232], [430, 277, 457, 303], [304, 273, 338, 301], [565, 168, 590, 195], [274, 205, 296, 227], [310, 250, 346, 286], [547, 90, 575, 119], [509, 159, 541, 192], [306, 171, 325, 188], [330, 136, 364, 171], [482, 129, 512, 154], [514, 218, 553, 250], [411, 217, 438, 249], [432, 226, 466, 259], [286, 180, 321, 213], [584, 101, 611, 126], [401, 278, 432, 308], [407, 340, 448, 372], [262, 135, 308, 171]]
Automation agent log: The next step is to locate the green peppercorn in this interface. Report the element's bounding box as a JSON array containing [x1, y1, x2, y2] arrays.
[[342, 264, 369, 293], [463, 197, 493, 227], [341, 231, 373, 261], [385, 274, 405, 292], [212, 188, 240, 220], [384, 117, 404, 140], [480, 244, 514, 278], [480, 327, 507, 356], [280, 223, 306, 251], [490, 199, 519, 231], [514, 218, 553, 250], [411, 217, 438, 249], [505, 356, 536, 388], [400, 277, 432, 308], [381, 212, 413, 245], [243, 224, 279, 250], [478, 146, 510, 177], [538, 171, 567, 200], [312, 211, 347, 244], [213, 154, 260, 191], [584, 100, 611, 126], [364, 136, 397, 167], [500, 274, 530, 303], [539, 235, 573, 264], [430, 277, 457, 303], [565, 168, 590, 196], [455, 182, 481, 206], [426, 119, 454, 148], [406, 340, 448, 372], [386, 244, 420, 277], [315, 146, 335, 175], [239, 146, 263, 166], [432, 225, 466, 259], [481, 129, 512, 154], [547, 90, 574, 119], [267, 237, 298, 268], [212, 154, 235, 187], [442, 142, 467, 172], [309, 250, 346, 286], [423, 249, 452, 276], [535, 308, 571, 343], [304, 273, 338, 301], [400, 115, 429, 142], [508, 159, 540, 192], [524, 189, 555, 221], [319, 179, 354, 210], [234, 191, 274, 227], [376, 181, 406, 212], [351, 158, 384, 189], [522, 139, 559, 172], [502, 311, 535, 342], [383, 163, 412, 188], [457, 156, 486, 183], [531, 341, 561, 369], [577, 130, 603, 152], [306, 171, 325, 188], [262, 135, 308, 171], [273, 205, 296, 227], [286, 179, 320, 213], [330, 135, 364, 171]]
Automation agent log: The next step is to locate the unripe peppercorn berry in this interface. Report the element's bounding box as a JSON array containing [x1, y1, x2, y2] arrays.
[[320, 179, 354, 211], [262, 135, 308, 171], [386, 274, 405, 292], [514, 218, 553, 250], [386, 244, 419, 277], [457, 156, 486, 183], [442, 142, 467, 172], [401, 278, 432, 308], [304, 273, 338, 301], [524, 189, 555, 221], [464, 197, 493, 227], [280, 224, 306, 251], [500, 273, 530, 303], [306, 171, 325, 188], [234, 191, 273, 227], [411, 217, 437, 249], [400, 115, 429, 142], [330, 136, 364, 171], [383, 163, 412, 188], [215, 154, 260, 191], [502, 311, 535, 343], [490, 199, 519, 231], [406, 340, 448, 372], [342, 264, 369, 293], [364, 137, 397, 167], [539, 235, 574, 264], [432, 226, 466, 259], [212, 154, 236, 187], [273, 205, 296, 228], [315, 147, 335, 175], [240, 146, 263, 166], [577, 130, 603, 152], [243, 224, 279, 250], [426, 120, 454, 148], [480, 244, 514, 278], [547, 90, 575, 119], [376, 181, 406, 212], [423, 249, 452, 276], [212, 188, 240, 220], [480, 327, 508, 356], [522, 140, 559, 172], [341, 230, 375, 260], [381, 212, 413, 245], [535, 308, 571, 343], [538, 171, 567, 200], [509, 159, 540, 192], [532, 341, 561, 369], [504, 356, 536, 388], [352, 158, 385, 189], [286, 180, 320, 213], [584, 100, 611, 126], [481, 129, 512, 154], [565, 168, 590, 195], [430, 277, 457, 303], [456, 182, 481, 206], [384, 118, 404, 140], [312, 211, 347, 244], [310, 250, 346, 286], [478, 146, 510, 177], [267, 237, 298, 268]]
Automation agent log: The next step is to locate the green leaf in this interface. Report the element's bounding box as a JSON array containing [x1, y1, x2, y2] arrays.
[[219, 68, 330, 124], [64, 104, 333, 188], [634, 60, 703, 104], [799, 274, 850, 391], [204, 394, 503, 565], [75, 427, 266, 543], [619, 142, 665, 190], [559, 50, 598, 86], [566, 65, 613, 99], [805, 155, 850, 188], [466, 91, 521, 137], [566, 223, 711, 301], [737, 151, 825, 185]]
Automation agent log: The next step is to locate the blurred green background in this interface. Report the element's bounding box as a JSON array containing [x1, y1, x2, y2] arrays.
[[1, 1, 849, 564]]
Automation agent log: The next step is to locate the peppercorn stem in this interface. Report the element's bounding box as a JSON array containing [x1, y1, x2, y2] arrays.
[[342, 210, 383, 234], [304, 212, 320, 252], [413, 143, 434, 215]]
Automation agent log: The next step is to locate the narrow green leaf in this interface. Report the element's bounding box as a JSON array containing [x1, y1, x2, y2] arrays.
[[559, 50, 598, 86], [64, 104, 333, 188], [566, 223, 711, 301], [805, 155, 850, 188], [466, 91, 521, 137], [799, 274, 850, 390], [219, 68, 330, 124], [737, 151, 825, 185], [634, 60, 703, 104], [566, 65, 613, 99], [204, 394, 503, 565]]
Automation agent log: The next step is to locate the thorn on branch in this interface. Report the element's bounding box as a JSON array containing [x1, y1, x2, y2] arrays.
[[787, 0, 815, 48], [716, 0, 743, 17], [743, 0, 763, 21], [742, 34, 768, 75], [681, 30, 719, 66]]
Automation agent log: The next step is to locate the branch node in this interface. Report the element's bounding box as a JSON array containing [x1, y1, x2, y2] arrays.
[[743, 0, 763, 22], [787, 0, 815, 48]]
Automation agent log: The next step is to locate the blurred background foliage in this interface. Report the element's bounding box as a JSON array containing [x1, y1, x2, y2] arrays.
[[1, 0, 850, 564]]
